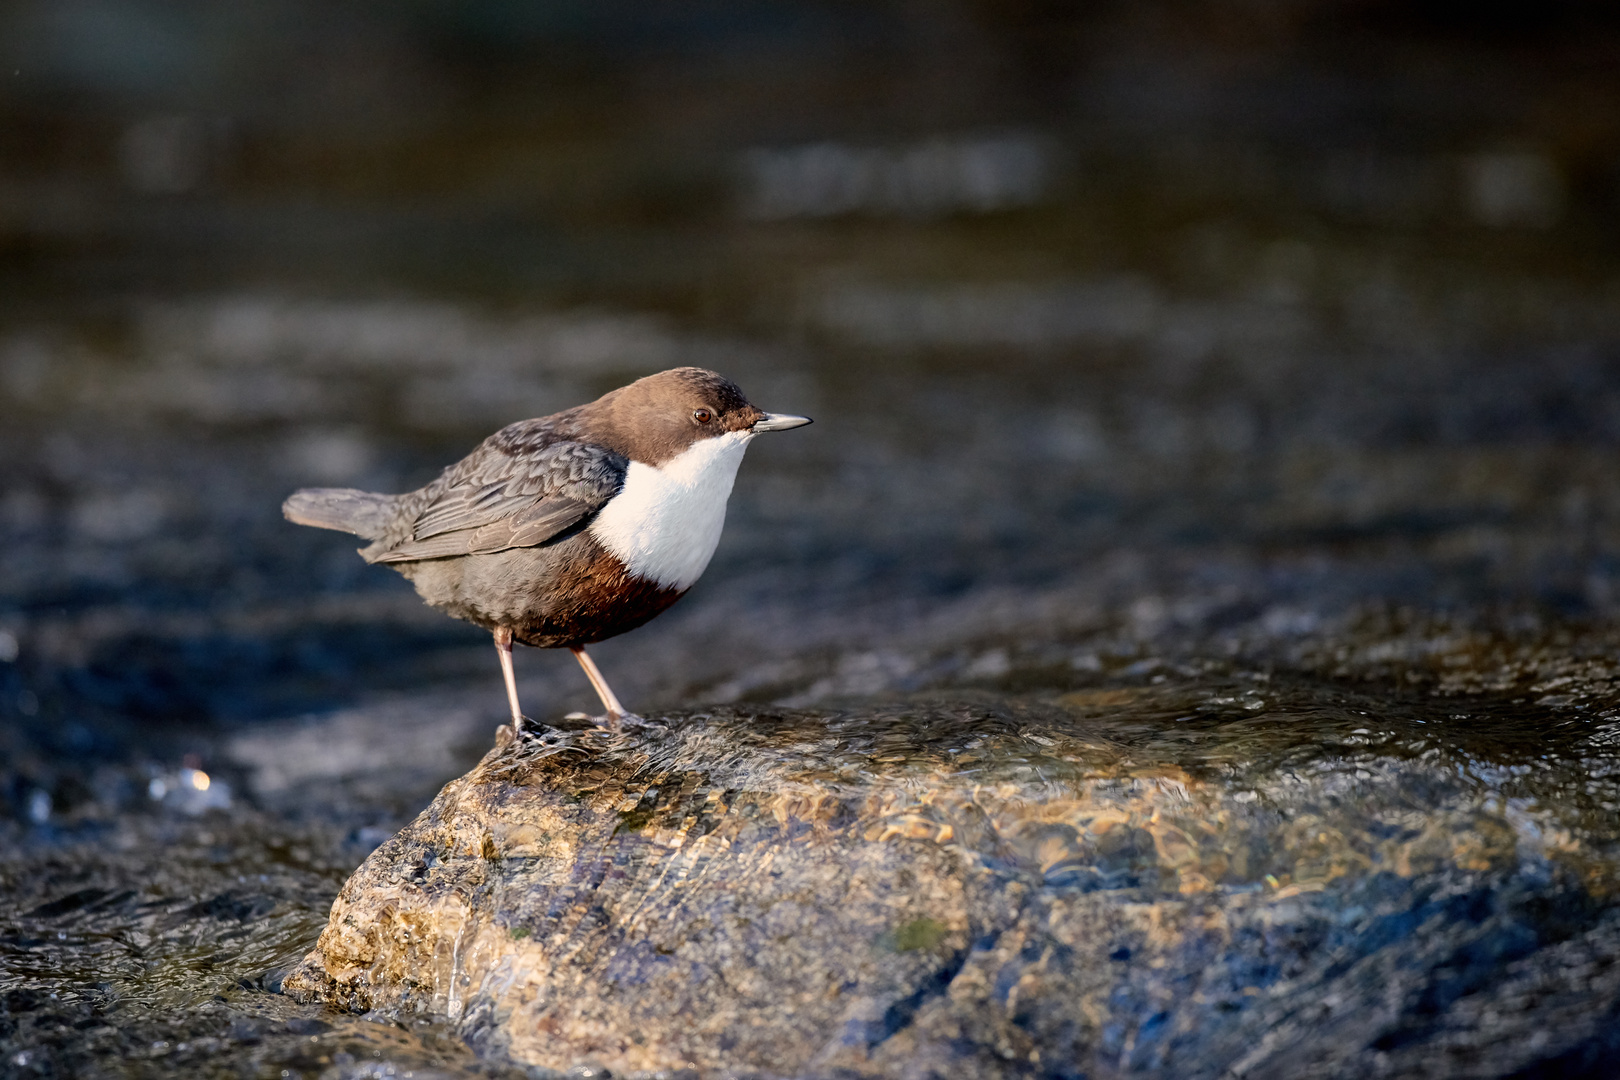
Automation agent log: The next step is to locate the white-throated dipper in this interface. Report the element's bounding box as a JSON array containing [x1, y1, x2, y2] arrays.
[[282, 367, 810, 730]]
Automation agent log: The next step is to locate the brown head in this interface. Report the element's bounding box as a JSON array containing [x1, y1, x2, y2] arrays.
[[573, 367, 810, 465]]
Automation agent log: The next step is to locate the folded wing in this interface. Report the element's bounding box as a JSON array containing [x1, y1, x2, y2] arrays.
[[361, 439, 627, 564]]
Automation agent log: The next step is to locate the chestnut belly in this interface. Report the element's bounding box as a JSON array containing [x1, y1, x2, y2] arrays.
[[393, 532, 685, 648]]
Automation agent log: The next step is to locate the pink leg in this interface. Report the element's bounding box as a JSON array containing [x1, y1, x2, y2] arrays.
[[570, 645, 626, 728], [493, 627, 525, 733]]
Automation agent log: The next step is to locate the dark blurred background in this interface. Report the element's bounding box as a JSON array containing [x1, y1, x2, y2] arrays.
[[5, 0, 1620, 820], [10, 6, 1620, 1075]]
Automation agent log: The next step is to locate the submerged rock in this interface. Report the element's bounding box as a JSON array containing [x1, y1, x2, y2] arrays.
[[284, 694, 1620, 1078]]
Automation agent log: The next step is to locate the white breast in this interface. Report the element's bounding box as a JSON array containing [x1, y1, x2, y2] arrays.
[[588, 430, 755, 591]]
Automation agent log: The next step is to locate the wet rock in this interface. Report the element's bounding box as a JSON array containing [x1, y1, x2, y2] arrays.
[[284, 699, 1620, 1077]]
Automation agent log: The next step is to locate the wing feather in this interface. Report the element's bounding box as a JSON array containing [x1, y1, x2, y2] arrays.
[[360, 435, 625, 564]]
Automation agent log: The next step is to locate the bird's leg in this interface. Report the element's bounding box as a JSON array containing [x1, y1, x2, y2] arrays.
[[569, 645, 626, 730], [493, 626, 525, 733]]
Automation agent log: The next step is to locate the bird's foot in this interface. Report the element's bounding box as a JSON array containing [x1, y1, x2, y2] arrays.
[[562, 710, 650, 733], [612, 711, 659, 733], [493, 717, 537, 749]]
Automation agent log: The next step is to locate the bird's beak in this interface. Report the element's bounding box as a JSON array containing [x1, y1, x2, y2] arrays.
[[753, 412, 813, 432]]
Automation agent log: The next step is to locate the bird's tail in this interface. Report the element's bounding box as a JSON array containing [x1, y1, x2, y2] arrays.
[[282, 488, 396, 540]]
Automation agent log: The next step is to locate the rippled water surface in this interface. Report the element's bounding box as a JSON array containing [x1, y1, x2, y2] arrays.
[[8, 684, 1620, 1077], [6, 3, 1620, 1076]]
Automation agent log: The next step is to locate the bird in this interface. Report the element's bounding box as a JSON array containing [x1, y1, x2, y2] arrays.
[[282, 367, 811, 732]]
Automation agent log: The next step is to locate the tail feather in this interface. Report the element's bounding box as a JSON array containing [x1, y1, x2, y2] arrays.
[[282, 488, 396, 540]]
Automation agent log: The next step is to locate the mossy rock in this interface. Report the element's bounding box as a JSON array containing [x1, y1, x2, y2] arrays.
[[284, 700, 1620, 1077]]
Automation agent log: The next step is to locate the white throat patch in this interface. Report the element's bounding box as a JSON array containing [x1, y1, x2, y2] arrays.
[[588, 430, 755, 591]]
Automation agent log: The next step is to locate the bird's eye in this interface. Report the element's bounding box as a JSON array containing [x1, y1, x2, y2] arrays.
[[692, 408, 713, 424]]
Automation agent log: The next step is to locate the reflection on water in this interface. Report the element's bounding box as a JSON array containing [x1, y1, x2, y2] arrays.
[[740, 133, 1053, 220], [7, 278, 1620, 1069], [3, 0, 1620, 1074], [12, 682, 1619, 1077], [0, 800, 525, 1078]]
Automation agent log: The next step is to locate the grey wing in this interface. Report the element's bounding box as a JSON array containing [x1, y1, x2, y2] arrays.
[[362, 441, 626, 564]]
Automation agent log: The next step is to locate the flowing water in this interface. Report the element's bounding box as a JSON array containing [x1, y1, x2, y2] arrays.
[[5, 3, 1620, 1076]]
